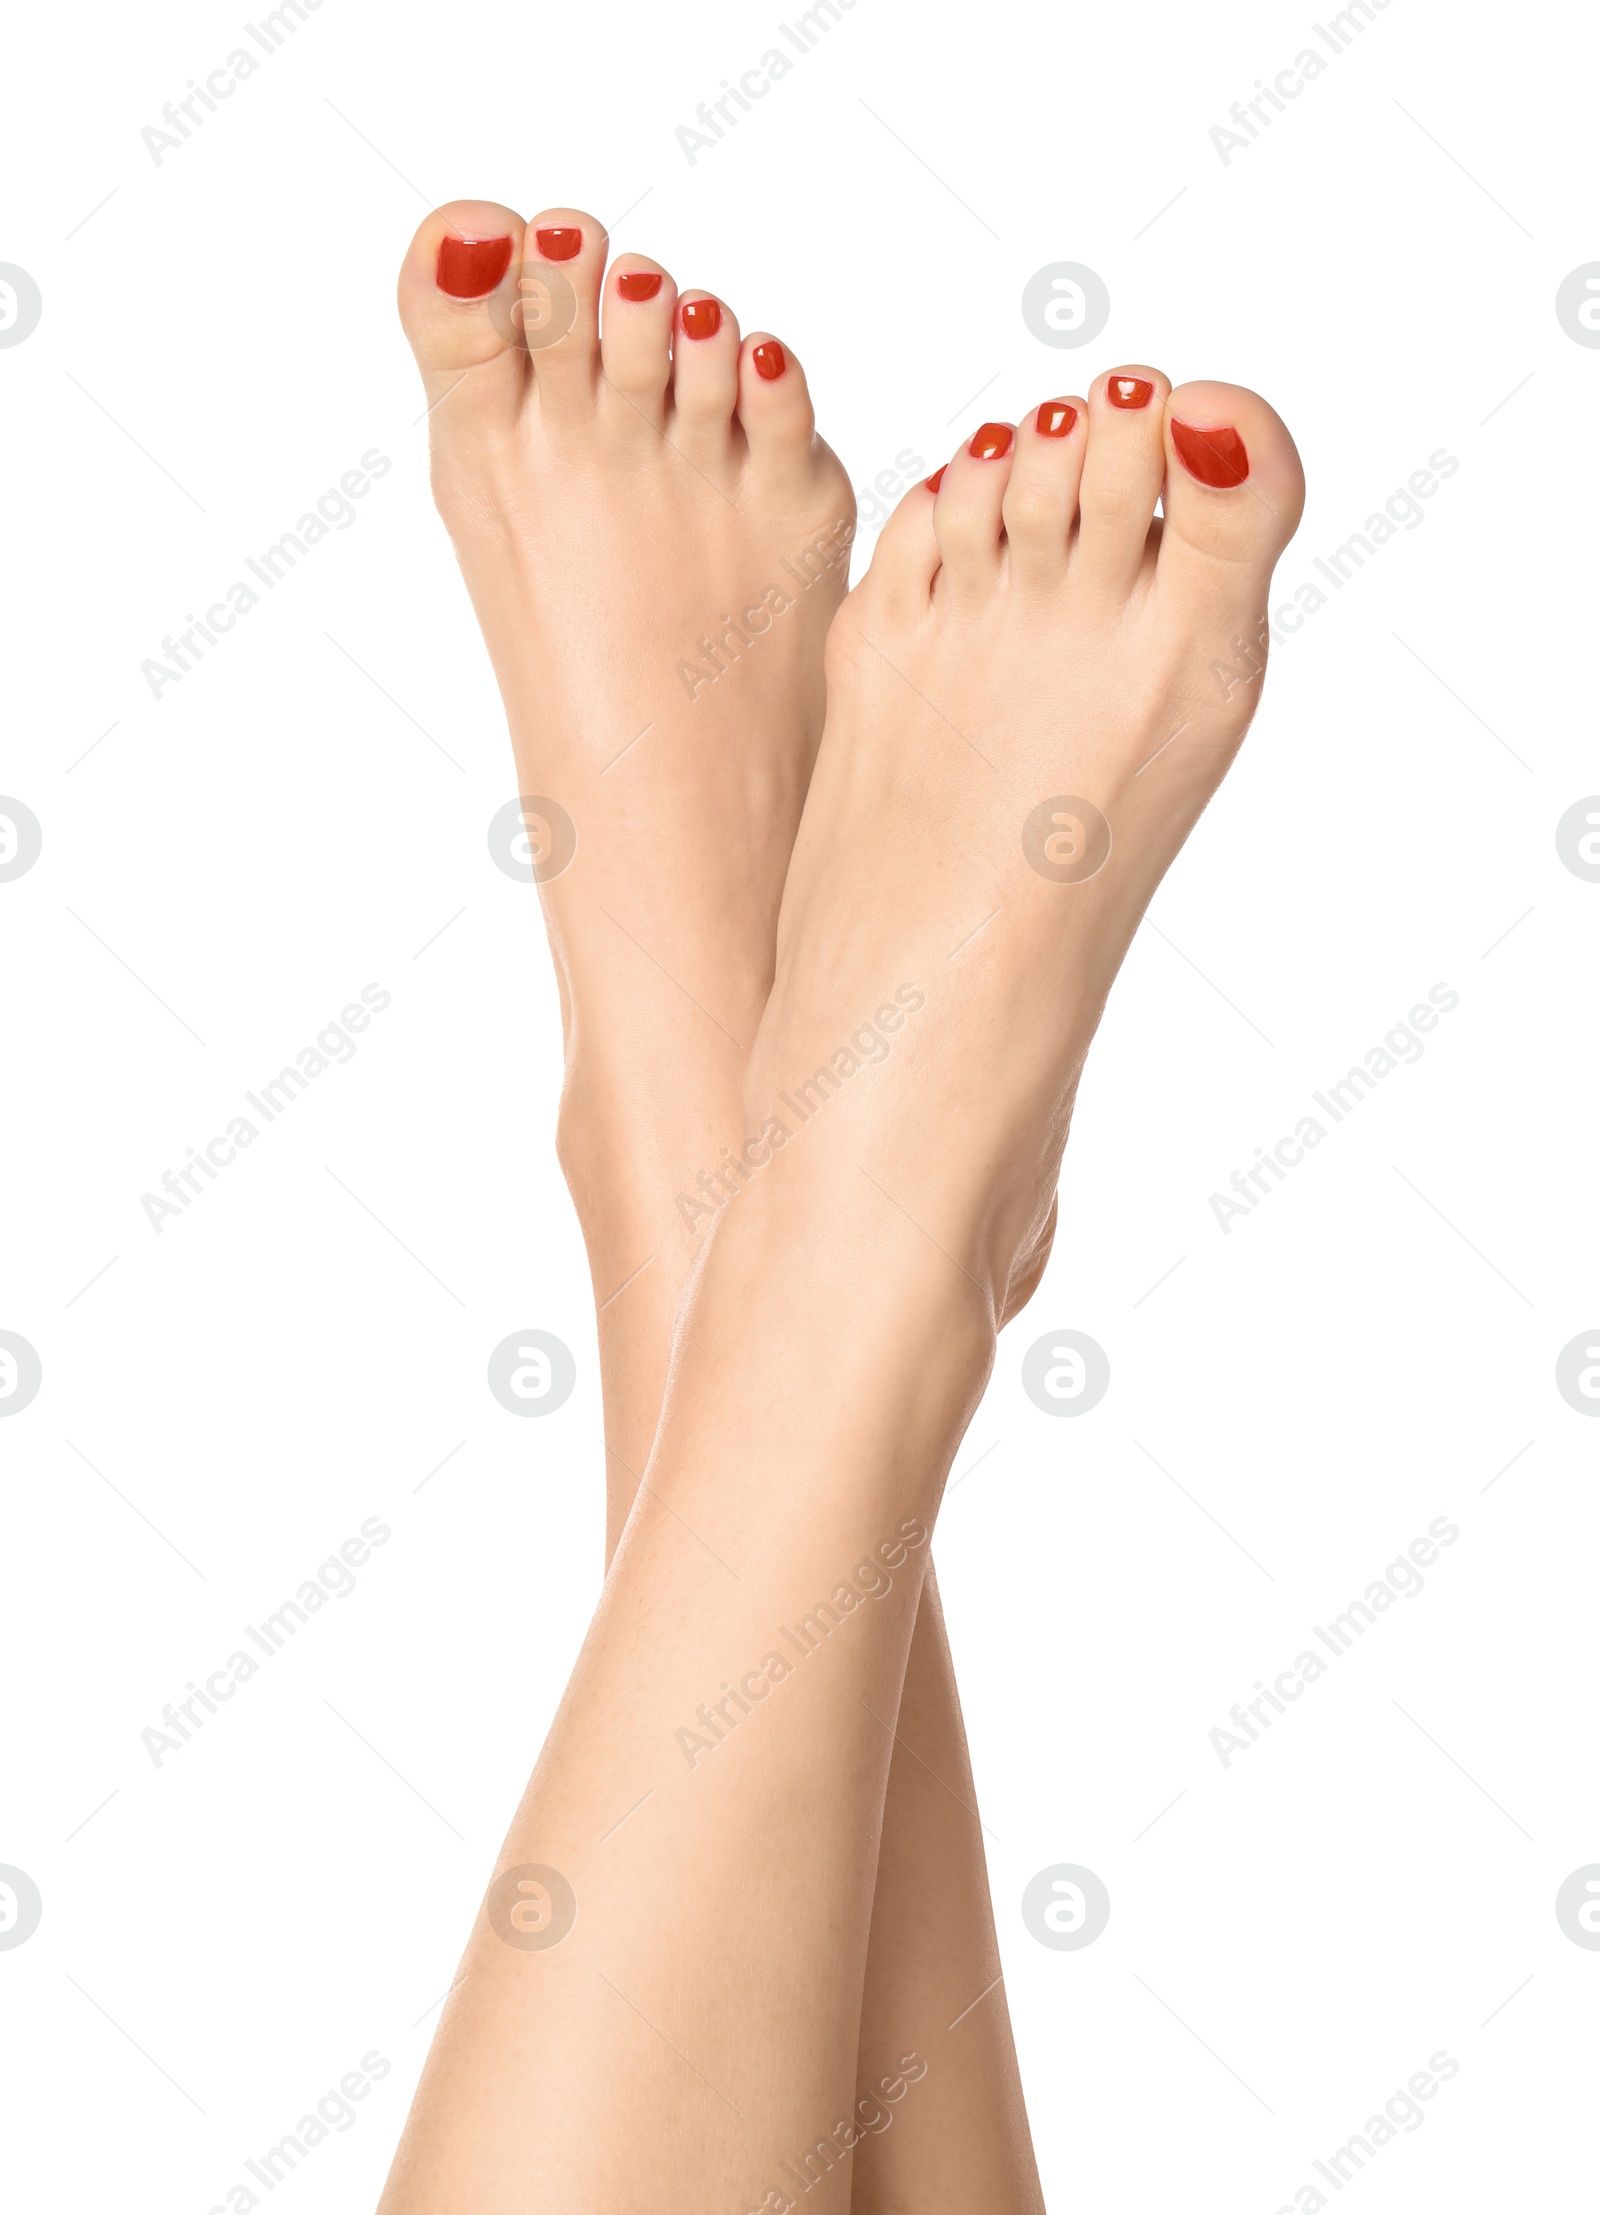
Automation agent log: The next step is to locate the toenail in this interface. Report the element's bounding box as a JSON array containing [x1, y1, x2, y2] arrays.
[[436, 234, 514, 298], [535, 226, 583, 262], [752, 340, 788, 381], [617, 271, 663, 301], [1035, 401, 1078, 438], [1170, 418, 1250, 487], [1108, 376, 1155, 410], [680, 297, 722, 340], [925, 466, 947, 493], [968, 422, 1014, 460]]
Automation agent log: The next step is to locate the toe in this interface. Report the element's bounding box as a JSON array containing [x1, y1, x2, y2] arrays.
[[1001, 398, 1088, 594], [397, 199, 528, 419], [600, 255, 678, 432], [1158, 381, 1305, 574], [854, 474, 942, 624], [668, 292, 742, 457], [736, 332, 819, 490], [932, 422, 1016, 604], [521, 205, 608, 418], [1073, 364, 1170, 599]]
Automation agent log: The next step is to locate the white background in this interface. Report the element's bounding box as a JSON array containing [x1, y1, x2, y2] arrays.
[[3, 0, 1597, 2207]]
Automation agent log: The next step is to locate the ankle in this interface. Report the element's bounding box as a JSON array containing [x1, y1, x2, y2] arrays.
[[656, 1189, 996, 1523]]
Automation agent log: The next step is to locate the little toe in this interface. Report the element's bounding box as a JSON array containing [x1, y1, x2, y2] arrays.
[[932, 421, 1016, 604], [1001, 398, 1088, 593], [736, 333, 824, 496], [1073, 365, 1171, 600], [521, 206, 608, 419], [850, 474, 943, 628], [397, 199, 528, 423]]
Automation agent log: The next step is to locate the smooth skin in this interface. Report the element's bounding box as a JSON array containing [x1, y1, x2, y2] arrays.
[[395, 198, 1043, 2210], [388, 197, 1304, 2211]]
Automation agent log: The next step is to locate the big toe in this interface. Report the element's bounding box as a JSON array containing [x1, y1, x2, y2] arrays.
[[397, 199, 527, 419], [1159, 381, 1305, 574]]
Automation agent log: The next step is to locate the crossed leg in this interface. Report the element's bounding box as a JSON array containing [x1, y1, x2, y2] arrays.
[[393, 201, 1043, 2207], [385, 198, 1304, 2211]]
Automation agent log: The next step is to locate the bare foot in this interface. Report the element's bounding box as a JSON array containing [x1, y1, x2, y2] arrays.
[[398, 203, 852, 1175], [398, 200, 853, 1484], [747, 367, 1305, 1312]]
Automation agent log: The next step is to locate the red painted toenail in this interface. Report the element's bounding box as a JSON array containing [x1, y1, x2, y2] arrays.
[[969, 422, 1014, 459], [436, 235, 513, 298], [617, 271, 663, 301], [535, 226, 583, 262], [925, 466, 947, 493], [1171, 418, 1250, 487], [1107, 376, 1155, 410], [679, 297, 722, 340], [752, 339, 787, 381], [1036, 401, 1079, 438]]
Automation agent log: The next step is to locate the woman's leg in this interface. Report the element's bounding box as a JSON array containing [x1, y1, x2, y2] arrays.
[[381, 1159, 996, 2210], [382, 302, 1304, 2203], [571, 1115, 1042, 2213], [397, 198, 1043, 2206]]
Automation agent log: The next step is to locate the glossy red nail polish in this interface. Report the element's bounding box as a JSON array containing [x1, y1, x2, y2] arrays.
[[925, 466, 947, 493], [1107, 376, 1155, 410], [969, 422, 1014, 459], [617, 271, 663, 301], [680, 297, 722, 340], [436, 234, 513, 299], [535, 226, 583, 262], [1036, 400, 1078, 438], [1171, 419, 1250, 487], [752, 340, 787, 381]]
